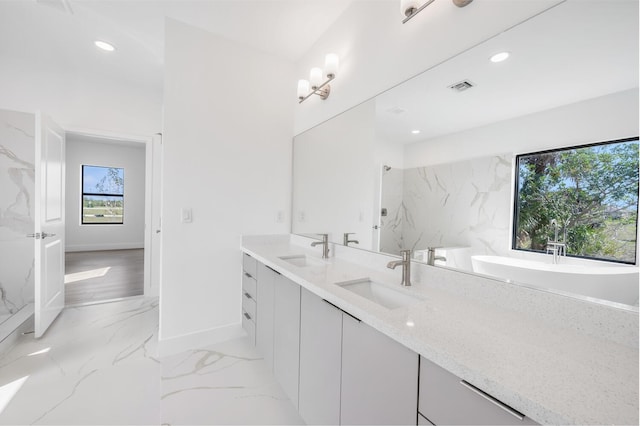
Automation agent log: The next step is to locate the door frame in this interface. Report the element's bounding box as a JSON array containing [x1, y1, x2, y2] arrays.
[[64, 127, 161, 298]]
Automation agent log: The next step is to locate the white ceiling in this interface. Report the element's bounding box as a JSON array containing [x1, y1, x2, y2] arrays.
[[0, 0, 353, 99], [375, 0, 639, 144]]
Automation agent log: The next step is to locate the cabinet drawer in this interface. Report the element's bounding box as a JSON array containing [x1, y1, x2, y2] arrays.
[[242, 253, 257, 278], [242, 272, 257, 299], [242, 310, 256, 345], [242, 291, 257, 320], [419, 357, 538, 425]]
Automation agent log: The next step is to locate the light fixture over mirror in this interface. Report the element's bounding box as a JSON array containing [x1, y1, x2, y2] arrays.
[[297, 53, 339, 103], [402, 0, 474, 24]]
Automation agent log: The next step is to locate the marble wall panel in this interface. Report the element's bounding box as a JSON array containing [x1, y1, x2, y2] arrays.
[[399, 154, 513, 262], [0, 109, 35, 324]]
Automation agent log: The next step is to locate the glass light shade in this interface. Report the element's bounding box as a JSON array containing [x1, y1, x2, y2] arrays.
[[297, 79, 310, 98], [324, 54, 339, 78], [310, 67, 323, 88], [401, 0, 421, 17]]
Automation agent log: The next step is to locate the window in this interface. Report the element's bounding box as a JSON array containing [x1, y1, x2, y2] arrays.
[[82, 165, 124, 224], [513, 137, 639, 264]]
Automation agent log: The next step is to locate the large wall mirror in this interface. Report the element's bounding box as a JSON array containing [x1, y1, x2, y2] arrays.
[[292, 0, 639, 309]]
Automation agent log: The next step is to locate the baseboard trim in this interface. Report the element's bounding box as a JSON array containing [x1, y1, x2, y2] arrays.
[[0, 304, 34, 358], [157, 323, 246, 358], [65, 242, 144, 252]]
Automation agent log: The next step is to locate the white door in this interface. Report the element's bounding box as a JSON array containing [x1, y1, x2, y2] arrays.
[[34, 112, 65, 338], [148, 133, 162, 297]]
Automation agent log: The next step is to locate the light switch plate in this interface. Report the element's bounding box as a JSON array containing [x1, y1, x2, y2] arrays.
[[181, 208, 192, 223]]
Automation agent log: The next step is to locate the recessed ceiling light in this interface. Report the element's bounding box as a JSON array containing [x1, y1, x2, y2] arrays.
[[411, 130, 421, 134], [94, 40, 116, 52], [490, 51, 510, 63]]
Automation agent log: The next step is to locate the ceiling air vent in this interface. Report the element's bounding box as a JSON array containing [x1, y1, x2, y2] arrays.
[[449, 80, 475, 92]]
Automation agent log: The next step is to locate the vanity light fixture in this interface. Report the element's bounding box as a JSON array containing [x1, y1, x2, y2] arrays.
[[94, 40, 116, 52], [402, 0, 474, 24], [411, 130, 421, 134], [490, 51, 510, 63], [297, 53, 339, 103]]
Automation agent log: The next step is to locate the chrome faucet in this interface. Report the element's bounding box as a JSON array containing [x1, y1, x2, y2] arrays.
[[387, 249, 412, 286], [546, 219, 566, 264], [311, 233, 330, 259], [343, 233, 359, 247], [426, 247, 447, 266]]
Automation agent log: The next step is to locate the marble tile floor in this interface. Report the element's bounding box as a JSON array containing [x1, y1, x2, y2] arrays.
[[0, 297, 304, 425]]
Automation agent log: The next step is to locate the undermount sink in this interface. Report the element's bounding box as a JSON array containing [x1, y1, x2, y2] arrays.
[[335, 278, 424, 309], [279, 254, 325, 268]]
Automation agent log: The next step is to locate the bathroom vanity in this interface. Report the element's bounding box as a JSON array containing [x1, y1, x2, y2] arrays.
[[240, 234, 639, 425]]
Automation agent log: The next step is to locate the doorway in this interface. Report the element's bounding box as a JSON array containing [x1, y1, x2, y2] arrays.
[[64, 248, 144, 305], [63, 131, 161, 306]]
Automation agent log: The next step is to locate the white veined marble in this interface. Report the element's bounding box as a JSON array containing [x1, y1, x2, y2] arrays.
[[379, 154, 512, 259], [0, 297, 303, 425], [162, 338, 304, 425], [0, 109, 36, 328]]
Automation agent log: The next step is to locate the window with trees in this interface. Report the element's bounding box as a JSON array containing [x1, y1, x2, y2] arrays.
[[513, 137, 639, 264], [82, 165, 124, 224]]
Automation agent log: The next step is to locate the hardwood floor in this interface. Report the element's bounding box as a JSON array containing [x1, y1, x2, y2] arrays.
[[64, 249, 144, 306]]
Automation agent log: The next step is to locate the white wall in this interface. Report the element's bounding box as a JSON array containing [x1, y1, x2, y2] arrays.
[[404, 89, 639, 168], [293, 0, 562, 135], [160, 18, 294, 351], [65, 135, 146, 252], [0, 61, 161, 138]]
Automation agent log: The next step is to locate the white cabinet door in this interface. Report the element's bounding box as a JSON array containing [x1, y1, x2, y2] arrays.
[[341, 314, 419, 425], [298, 288, 343, 425], [419, 357, 538, 425], [256, 263, 276, 370], [273, 275, 301, 409]]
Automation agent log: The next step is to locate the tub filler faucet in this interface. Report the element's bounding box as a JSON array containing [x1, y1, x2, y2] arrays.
[[546, 219, 567, 264]]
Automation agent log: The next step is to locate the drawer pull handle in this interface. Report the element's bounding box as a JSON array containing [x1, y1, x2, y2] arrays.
[[459, 380, 525, 421], [243, 312, 251, 320], [244, 292, 253, 300], [244, 272, 253, 278], [266, 265, 281, 275]]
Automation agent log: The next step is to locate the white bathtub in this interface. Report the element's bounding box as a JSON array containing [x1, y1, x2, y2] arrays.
[[471, 255, 639, 306]]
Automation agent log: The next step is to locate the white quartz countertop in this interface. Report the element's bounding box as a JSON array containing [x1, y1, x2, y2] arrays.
[[241, 236, 639, 425]]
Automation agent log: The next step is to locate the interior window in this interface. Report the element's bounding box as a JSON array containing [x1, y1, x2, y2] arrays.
[[513, 137, 639, 264], [81, 165, 125, 225]]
